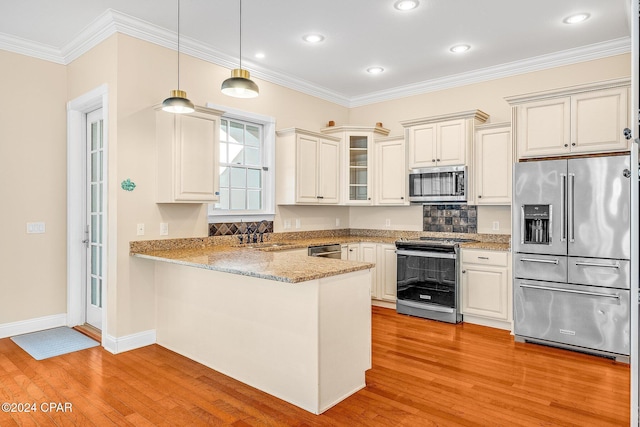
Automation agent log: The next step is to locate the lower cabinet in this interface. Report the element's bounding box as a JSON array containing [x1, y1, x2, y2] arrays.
[[460, 248, 511, 330], [342, 242, 397, 307]]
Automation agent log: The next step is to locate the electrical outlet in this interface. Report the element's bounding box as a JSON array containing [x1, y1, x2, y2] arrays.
[[284, 219, 291, 229], [137, 223, 145, 236], [26, 222, 45, 234], [160, 222, 169, 236], [335, 218, 340, 227], [385, 218, 391, 227], [492, 221, 500, 231], [295, 218, 301, 229]]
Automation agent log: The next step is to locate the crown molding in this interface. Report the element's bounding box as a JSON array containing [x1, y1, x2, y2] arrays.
[[348, 37, 631, 107], [0, 9, 631, 108]]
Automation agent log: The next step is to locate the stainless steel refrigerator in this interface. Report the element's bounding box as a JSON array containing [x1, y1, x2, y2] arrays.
[[513, 155, 631, 362]]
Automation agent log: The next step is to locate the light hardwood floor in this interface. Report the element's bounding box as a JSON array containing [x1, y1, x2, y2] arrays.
[[0, 307, 630, 426]]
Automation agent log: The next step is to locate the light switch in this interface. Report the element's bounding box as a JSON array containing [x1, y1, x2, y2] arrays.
[[492, 221, 500, 231], [137, 223, 145, 236], [26, 222, 45, 234], [160, 223, 169, 236], [385, 218, 391, 227]]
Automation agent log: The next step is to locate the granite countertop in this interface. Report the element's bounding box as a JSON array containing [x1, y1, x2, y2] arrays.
[[130, 229, 511, 283], [132, 244, 374, 284]]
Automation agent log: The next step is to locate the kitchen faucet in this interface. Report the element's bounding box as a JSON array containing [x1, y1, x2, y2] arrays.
[[257, 219, 269, 243]]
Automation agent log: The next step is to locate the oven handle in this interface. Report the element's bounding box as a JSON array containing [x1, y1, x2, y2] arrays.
[[397, 299, 455, 313], [396, 249, 456, 259], [519, 283, 620, 300], [311, 251, 342, 257]]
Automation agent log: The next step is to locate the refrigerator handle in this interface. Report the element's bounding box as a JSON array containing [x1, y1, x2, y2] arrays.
[[568, 173, 575, 243], [520, 206, 525, 245], [560, 173, 566, 242]]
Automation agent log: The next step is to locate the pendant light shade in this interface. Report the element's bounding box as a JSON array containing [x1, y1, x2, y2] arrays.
[[162, 0, 194, 113], [221, 69, 259, 98], [222, 0, 259, 98]]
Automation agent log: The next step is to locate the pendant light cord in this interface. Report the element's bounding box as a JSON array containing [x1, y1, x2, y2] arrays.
[[239, 0, 242, 70], [177, 0, 181, 90]]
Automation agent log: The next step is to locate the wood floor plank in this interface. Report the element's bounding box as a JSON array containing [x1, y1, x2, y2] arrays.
[[0, 306, 630, 426]]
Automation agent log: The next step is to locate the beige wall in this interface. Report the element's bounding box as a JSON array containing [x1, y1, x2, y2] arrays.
[[0, 51, 67, 324]]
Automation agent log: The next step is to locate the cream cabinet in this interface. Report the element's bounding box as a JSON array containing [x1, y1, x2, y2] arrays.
[[346, 243, 360, 261], [156, 106, 223, 203], [374, 136, 408, 205], [401, 110, 489, 169], [321, 125, 390, 205], [374, 243, 397, 304], [275, 128, 341, 204], [474, 123, 512, 205], [507, 79, 630, 159], [460, 248, 511, 330]]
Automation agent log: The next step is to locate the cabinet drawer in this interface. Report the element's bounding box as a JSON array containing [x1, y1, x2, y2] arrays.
[[461, 249, 508, 267], [514, 253, 567, 283], [568, 257, 630, 290]]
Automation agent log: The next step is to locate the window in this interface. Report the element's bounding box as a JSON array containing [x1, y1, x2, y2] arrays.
[[207, 104, 275, 221]]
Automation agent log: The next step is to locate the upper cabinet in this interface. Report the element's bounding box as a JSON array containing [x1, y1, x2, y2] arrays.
[[374, 136, 407, 205], [506, 79, 630, 159], [275, 128, 341, 205], [401, 110, 489, 169], [474, 122, 512, 205], [321, 125, 390, 205], [156, 106, 223, 203]]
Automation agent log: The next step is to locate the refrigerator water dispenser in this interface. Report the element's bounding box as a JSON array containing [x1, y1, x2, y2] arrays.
[[522, 204, 551, 244]]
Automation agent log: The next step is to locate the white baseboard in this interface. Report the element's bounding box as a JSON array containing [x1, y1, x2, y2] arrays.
[[103, 329, 156, 354], [0, 314, 67, 339]]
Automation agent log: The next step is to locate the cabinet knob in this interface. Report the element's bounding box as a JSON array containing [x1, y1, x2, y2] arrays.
[[401, 197, 404, 200], [478, 195, 482, 198], [368, 197, 371, 200], [564, 144, 568, 147], [571, 143, 576, 146], [437, 159, 440, 162], [317, 195, 324, 199], [432, 159, 436, 162], [462, 270, 466, 273]]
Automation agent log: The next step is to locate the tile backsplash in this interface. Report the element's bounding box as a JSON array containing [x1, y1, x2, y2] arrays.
[[423, 205, 477, 233], [209, 221, 273, 237]]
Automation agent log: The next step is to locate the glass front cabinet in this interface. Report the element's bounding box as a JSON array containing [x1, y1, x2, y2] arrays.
[[321, 125, 390, 205]]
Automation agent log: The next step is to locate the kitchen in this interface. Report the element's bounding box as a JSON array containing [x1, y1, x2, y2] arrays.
[[0, 0, 638, 425]]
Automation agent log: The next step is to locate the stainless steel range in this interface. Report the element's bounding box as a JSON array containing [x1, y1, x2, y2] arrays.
[[395, 237, 476, 323]]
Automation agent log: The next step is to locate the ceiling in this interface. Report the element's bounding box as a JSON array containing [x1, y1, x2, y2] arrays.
[[0, 0, 631, 106]]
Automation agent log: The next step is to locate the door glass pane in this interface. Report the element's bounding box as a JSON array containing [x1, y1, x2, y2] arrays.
[[91, 215, 99, 243], [91, 184, 101, 212], [91, 277, 100, 306], [350, 169, 367, 185], [350, 136, 367, 149]]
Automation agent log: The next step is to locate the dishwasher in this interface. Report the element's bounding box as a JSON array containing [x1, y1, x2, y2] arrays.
[[308, 243, 342, 259]]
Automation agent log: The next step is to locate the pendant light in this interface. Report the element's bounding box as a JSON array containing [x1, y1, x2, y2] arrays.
[[221, 0, 259, 98], [162, 0, 195, 113]]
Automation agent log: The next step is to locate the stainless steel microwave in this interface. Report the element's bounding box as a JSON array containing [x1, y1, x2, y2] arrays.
[[408, 165, 467, 203]]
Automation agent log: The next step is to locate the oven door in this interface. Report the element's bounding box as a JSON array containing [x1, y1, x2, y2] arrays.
[[396, 249, 457, 308]]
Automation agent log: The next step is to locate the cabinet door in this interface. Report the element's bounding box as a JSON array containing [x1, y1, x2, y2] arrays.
[[474, 126, 512, 205], [408, 123, 437, 168], [318, 138, 340, 204], [346, 133, 372, 204], [295, 135, 319, 203], [378, 244, 397, 302], [461, 265, 508, 320], [517, 97, 571, 158], [360, 243, 377, 297], [571, 87, 629, 154], [437, 119, 467, 166], [347, 243, 360, 261], [375, 138, 406, 205]]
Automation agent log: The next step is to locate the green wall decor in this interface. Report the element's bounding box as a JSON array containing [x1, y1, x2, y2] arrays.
[[121, 178, 136, 191]]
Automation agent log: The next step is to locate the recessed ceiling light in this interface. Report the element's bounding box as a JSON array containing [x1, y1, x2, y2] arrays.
[[367, 67, 385, 74], [563, 13, 590, 24], [450, 44, 470, 53], [255, 52, 265, 59], [394, 0, 420, 11], [302, 34, 325, 43]]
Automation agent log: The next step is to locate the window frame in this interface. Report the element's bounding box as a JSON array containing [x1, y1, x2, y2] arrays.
[[206, 103, 275, 223]]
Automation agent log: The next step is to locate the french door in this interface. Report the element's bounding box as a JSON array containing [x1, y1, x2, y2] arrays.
[[85, 108, 104, 329]]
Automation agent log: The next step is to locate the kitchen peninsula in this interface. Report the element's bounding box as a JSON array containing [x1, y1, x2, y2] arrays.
[[130, 239, 373, 415]]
